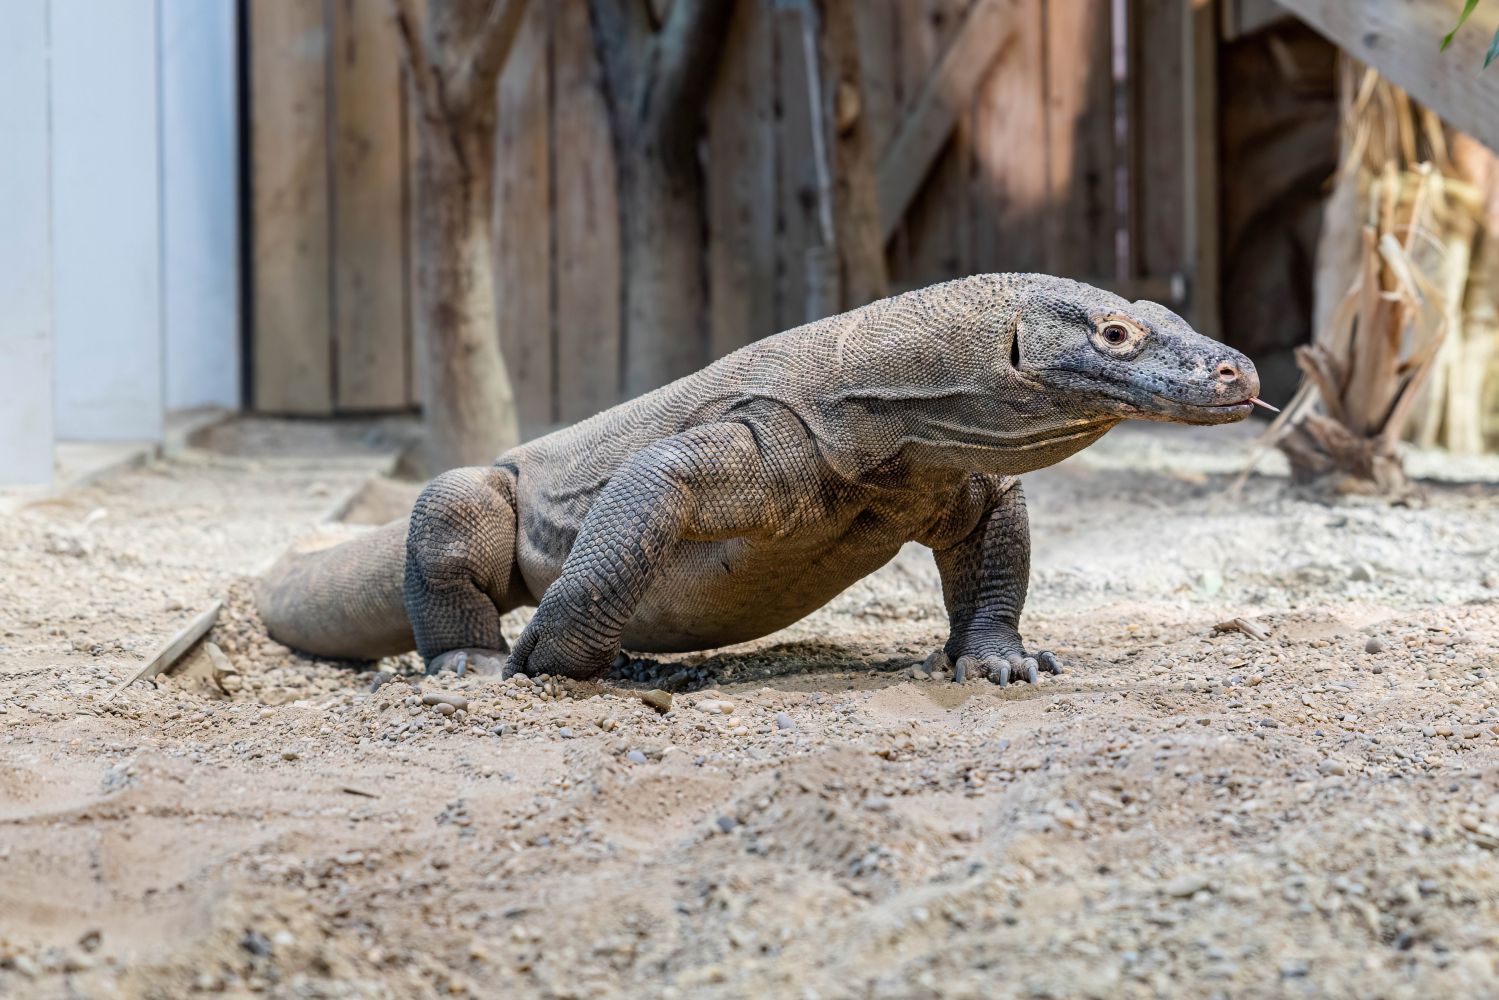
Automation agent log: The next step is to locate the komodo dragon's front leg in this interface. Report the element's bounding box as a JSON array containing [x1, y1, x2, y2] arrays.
[[508, 418, 786, 680], [928, 478, 1062, 686]]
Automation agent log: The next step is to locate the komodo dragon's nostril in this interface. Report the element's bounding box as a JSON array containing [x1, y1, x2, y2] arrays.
[[1216, 363, 1239, 383]]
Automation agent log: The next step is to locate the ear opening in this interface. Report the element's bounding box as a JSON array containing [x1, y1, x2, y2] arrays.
[[1009, 327, 1022, 370]]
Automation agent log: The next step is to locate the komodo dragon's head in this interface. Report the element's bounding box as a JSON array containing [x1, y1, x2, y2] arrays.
[[798, 273, 1262, 478], [1008, 275, 1261, 427]]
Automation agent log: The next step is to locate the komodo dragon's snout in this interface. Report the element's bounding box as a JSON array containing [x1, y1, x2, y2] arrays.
[[257, 273, 1265, 687]]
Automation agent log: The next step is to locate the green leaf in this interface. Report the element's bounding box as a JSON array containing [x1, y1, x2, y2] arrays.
[[1487, 25, 1499, 67], [1442, 0, 1481, 51]]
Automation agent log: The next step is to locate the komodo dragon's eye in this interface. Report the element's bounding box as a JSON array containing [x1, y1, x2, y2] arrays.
[[1091, 319, 1145, 356]]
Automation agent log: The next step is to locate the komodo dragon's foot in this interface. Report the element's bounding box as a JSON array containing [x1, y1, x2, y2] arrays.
[[923, 641, 1063, 685], [426, 647, 510, 678]]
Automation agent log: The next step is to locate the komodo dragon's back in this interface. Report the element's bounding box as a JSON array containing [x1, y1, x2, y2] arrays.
[[257, 274, 1260, 680]]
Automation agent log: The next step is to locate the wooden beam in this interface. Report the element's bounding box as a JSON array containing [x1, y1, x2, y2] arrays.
[[1221, 0, 1290, 40], [1276, 0, 1499, 153], [876, 0, 1013, 240], [1184, 0, 1221, 338], [332, 0, 409, 411], [250, 0, 334, 415]]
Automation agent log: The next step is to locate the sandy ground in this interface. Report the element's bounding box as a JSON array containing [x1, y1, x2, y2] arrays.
[[2, 417, 1498, 999]]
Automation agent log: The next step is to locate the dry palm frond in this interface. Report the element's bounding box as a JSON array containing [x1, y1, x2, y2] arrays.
[[1273, 166, 1448, 495], [1233, 59, 1497, 495]]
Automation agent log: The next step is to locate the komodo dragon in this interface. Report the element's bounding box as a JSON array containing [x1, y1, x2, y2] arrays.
[[258, 274, 1260, 684]]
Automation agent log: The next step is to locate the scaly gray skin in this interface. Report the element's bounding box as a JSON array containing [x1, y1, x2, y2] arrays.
[[257, 274, 1258, 684]]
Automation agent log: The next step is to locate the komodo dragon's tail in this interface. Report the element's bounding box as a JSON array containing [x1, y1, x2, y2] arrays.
[[255, 518, 415, 660]]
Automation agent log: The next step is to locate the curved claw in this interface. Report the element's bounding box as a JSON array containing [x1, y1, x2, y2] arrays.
[[923, 650, 952, 676], [954, 654, 992, 684], [1038, 650, 1063, 675], [1021, 657, 1040, 684], [995, 661, 1011, 686]]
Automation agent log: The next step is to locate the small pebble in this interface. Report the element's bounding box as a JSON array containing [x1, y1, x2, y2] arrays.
[[422, 692, 469, 712], [775, 712, 797, 731], [715, 815, 738, 833], [641, 689, 673, 714], [1364, 637, 1384, 654], [625, 750, 648, 765], [280, 750, 300, 761], [1165, 875, 1212, 898], [558, 727, 575, 739]]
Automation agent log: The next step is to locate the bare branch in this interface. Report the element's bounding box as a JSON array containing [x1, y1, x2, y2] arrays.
[[586, 0, 654, 116], [386, 0, 444, 122], [647, 0, 735, 142], [446, 0, 528, 114]]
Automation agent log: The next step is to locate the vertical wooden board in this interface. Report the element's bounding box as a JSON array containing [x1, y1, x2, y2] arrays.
[[493, 2, 554, 436], [707, 0, 776, 356], [1043, 0, 1116, 279], [403, 67, 425, 408], [1184, 0, 1220, 336], [331, 0, 408, 411], [773, 4, 818, 331], [968, 0, 1047, 274], [1130, 0, 1186, 281], [887, 0, 971, 293], [853, 0, 900, 156], [0, 0, 53, 483], [553, 0, 621, 421], [250, 0, 333, 415], [403, 0, 429, 408]]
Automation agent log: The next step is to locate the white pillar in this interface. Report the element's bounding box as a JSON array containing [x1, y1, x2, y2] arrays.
[[161, 0, 241, 412], [0, 0, 55, 485], [50, 0, 165, 441]]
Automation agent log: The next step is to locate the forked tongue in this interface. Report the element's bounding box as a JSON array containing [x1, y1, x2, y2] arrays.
[[1248, 397, 1280, 413]]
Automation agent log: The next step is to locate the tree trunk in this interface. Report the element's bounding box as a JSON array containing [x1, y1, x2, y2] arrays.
[[389, 0, 525, 475], [816, 0, 888, 310], [617, 142, 710, 395], [413, 128, 519, 471], [588, 0, 736, 396]]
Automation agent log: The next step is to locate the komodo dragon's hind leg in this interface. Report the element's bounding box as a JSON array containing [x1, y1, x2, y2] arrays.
[[929, 479, 1063, 685], [405, 466, 526, 676]]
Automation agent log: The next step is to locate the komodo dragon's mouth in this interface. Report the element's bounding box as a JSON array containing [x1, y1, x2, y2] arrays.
[[1123, 395, 1256, 425]]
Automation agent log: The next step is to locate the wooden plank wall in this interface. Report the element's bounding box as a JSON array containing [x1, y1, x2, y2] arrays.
[[249, 0, 414, 415], [248, 0, 1201, 434]]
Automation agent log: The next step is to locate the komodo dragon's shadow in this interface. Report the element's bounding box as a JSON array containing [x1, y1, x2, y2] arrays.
[[606, 641, 918, 693]]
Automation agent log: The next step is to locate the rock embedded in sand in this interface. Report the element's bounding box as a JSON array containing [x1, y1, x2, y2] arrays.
[[421, 691, 469, 712], [641, 689, 672, 714], [1365, 637, 1384, 654]]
